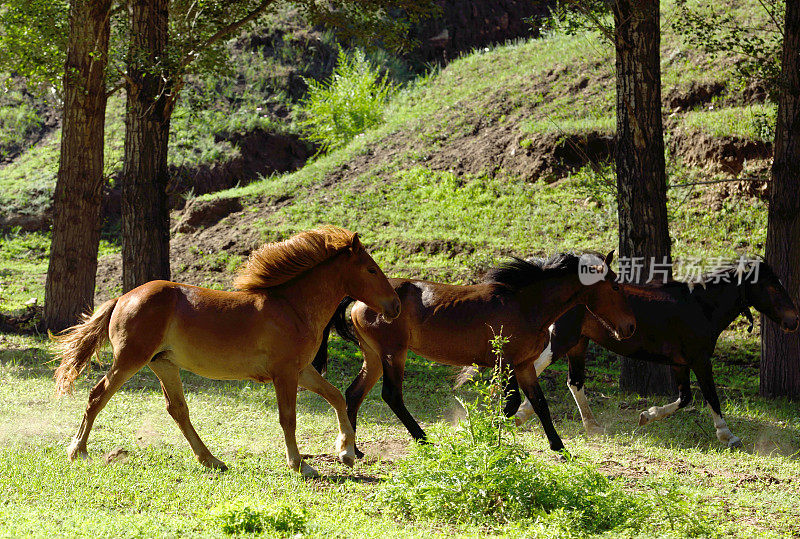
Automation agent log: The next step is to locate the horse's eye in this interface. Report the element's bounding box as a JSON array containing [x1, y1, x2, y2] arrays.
[[368, 268, 378, 275], [612, 284, 620, 291]]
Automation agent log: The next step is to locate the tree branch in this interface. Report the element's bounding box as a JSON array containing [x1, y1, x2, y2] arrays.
[[178, 0, 275, 72]]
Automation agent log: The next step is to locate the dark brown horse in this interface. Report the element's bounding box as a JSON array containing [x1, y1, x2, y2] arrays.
[[52, 226, 401, 477], [316, 252, 642, 455], [513, 259, 799, 448]]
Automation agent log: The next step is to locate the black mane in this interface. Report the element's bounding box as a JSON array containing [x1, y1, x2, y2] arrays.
[[484, 252, 603, 291]]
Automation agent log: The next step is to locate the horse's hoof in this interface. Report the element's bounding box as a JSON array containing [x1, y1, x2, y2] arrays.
[[638, 411, 653, 426], [354, 447, 365, 459], [585, 422, 606, 436], [67, 442, 89, 463], [338, 450, 355, 468], [201, 456, 228, 471], [300, 461, 320, 479], [728, 436, 743, 449]]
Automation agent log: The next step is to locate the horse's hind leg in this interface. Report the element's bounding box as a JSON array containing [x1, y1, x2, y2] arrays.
[[565, 338, 604, 435], [68, 362, 142, 462], [148, 358, 227, 470], [344, 343, 384, 459], [298, 365, 355, 467], [637, 364, 692, 426]]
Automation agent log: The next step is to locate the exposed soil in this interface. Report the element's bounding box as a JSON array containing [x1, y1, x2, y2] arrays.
[[669, 130, 772, 175]]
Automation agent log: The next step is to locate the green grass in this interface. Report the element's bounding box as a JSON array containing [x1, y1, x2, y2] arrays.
[[678, 103, 776, 141], [0, 330, 797, 537], [0, 230, 119, 312]]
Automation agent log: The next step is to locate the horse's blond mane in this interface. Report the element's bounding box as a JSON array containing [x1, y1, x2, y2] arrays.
[[233, 225, 356, 290]]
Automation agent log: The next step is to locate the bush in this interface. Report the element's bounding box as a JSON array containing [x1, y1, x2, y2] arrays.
[[297, 47, 395, 153], [208, 503, 308, 536], [372, 334, 713, 536]]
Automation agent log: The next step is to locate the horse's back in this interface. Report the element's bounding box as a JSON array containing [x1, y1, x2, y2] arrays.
[[358, 278, 526, 366]]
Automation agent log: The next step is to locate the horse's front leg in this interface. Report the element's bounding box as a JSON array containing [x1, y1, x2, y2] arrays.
[[637, 364, 692, 426], [515, 360, 565, 452], [298, 365, 355, 467], [692, 361, 742, 448], [274, 371, 318, 478]]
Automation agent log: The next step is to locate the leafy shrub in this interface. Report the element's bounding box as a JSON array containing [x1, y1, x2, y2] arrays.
[[297, 47, 395, 153], [208, 503, 308, 536], [373, 333, 713, 536]]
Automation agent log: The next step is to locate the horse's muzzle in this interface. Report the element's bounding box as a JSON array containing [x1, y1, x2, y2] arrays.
[[618, 321, 636, 340], [781, 312, 799, 333], [383, 298, 402, 320]]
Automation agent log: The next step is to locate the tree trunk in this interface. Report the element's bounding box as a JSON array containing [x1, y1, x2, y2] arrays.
[[761, 0, 800, 399], [44, 0, 111, 331], [121, 0, 172, 292], [613, 0, 676, 396]]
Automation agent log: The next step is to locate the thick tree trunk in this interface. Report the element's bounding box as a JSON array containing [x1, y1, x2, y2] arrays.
[[613, 0, 676, 396], [44, 0, 111, 331], [761, 0, 800, 399], [121, 0, 172, 292]]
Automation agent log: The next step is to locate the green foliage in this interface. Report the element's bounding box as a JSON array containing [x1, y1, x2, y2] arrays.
[[207, 502, 308, 536], [0, 101, 42, 159], [297, 48, 395, 153], [375, 336, 623, 532], [672, 0, 784, 100], [0, 0, 68, 93]]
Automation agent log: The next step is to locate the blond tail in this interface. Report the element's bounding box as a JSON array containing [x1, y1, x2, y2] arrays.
[[454, 365, 481, 389], [51, 298, 118, 396]]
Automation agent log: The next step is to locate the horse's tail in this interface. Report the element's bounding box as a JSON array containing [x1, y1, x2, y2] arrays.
[[311, 297, 358, 375], [332, 296, 358, 344], [454, 365, 481, 389], [52, 297, 118, 397]]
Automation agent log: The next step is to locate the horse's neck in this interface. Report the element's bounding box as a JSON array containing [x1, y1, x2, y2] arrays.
[[277, 255, 347, 336], [692, 281, 744, 334], [519, 274, 584, 331]]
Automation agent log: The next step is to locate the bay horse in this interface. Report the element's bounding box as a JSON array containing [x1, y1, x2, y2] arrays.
[[316, 252, 642, 456], [513, 259, 799, 448], [51, 226, 401, 478]]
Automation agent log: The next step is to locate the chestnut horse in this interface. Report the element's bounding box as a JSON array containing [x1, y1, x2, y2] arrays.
[[52, 226, 400, 477], [513, 260, 799, 448], [316, 252, 640, 455]]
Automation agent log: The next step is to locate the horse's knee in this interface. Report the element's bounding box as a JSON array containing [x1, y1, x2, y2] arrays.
[[166, 401, 188, 421]]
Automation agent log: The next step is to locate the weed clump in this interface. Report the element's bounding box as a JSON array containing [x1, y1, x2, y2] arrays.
[[373, 332, 712, 536], [297, 47, 394, 153], [208, 503, 307, 536]]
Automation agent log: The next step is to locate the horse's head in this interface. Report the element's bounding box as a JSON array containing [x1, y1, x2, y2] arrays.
[[341, 234, 401, 320], [744, 261, 799, 333], [580, 251, 636, 340]]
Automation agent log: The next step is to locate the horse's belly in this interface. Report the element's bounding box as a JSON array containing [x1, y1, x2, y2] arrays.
[[168, 344, 272, 382]]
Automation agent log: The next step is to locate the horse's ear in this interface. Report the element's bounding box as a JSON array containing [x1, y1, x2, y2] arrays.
[[351, 233, 363, 253], [604, 250, 614, 266]]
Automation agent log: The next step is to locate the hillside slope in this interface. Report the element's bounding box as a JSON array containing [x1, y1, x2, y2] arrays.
[[0, 0, 773, 328]]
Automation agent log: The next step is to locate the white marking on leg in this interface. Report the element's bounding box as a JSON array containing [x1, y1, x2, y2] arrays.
[[568, 382, 604, 435], [533, 325, 556, 376], [515, 398, 535, 425], [711, 409, 742, 448], [517, 326, 556, 426], [638, 398, 681, 425]]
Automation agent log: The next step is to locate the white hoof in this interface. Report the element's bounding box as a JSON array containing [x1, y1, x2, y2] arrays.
[[727, 435, 743, 449], [67, 440, 89, 463], [584, 421, 606, 436], [638, 410, 654, 426], [300, 461, 320, 479], [335, 434, 355, 467]]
